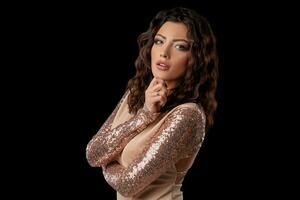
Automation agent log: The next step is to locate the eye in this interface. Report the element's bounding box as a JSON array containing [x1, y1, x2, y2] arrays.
[[175, 44, 189, 51], [154, 38, 163, 45]]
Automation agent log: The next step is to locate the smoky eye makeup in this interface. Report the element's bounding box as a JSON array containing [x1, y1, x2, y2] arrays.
[[153, 34, 191, 51], [153, 36, 164, 45], [174, 42, 190, 51]]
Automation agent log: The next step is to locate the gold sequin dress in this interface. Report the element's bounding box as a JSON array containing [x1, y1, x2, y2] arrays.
[[86, 91, 206, 200]]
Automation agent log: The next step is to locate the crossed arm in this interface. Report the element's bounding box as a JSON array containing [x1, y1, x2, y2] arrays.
[[86, 92, 205, 197]]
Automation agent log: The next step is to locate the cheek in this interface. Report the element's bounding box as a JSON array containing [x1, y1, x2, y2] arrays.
[[150, 47, 156, 65], [151, 46, 157, 58], [150, 47, 157, 74], [173, 56, 190, 76], [176, 56, 189, 69]]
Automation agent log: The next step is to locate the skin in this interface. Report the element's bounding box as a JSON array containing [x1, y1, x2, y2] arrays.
[[144, 21, 192, 113]]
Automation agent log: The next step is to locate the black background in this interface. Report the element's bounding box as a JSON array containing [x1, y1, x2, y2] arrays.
[[3, 1, 297, 199]]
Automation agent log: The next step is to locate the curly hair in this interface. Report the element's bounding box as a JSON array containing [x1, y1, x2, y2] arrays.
[[126, 7, 219, 132]]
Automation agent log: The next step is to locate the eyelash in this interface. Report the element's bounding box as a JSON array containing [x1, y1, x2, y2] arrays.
[[153, 38, 189, 51], [154, 38, 163, 45], [175, 44, 189, 51]]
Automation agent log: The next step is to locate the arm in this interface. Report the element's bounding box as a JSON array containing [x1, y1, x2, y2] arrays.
[[102, 106, 206, 197], [86, 91, 160, 167]]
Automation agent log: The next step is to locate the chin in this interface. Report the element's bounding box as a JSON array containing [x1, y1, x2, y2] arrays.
[[152, 69, 166, 79], [152, 73, 167, 80]]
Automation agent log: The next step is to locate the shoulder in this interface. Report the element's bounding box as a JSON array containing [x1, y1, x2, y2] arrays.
[[172, 103, 205, 121], [164, 102, 206, 128], [162, 103, 206, 153]]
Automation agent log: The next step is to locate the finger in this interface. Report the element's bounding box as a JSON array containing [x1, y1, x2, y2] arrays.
[[155, 91, 167, 102], [160, 86, 168, 97], [151, 83, 167, 93], [150, 95, 166, 104], [155, 89, 167, 98], [159, 89, 168, 107], [150, 91, 160, 98], [151, 88, 167, 104], [149, 77, 164, 88], [148, 77, 159, 88], [154, 77, 167, 86]]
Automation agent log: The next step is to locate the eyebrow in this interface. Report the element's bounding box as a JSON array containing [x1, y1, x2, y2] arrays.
[[156, 33, 190, 43]]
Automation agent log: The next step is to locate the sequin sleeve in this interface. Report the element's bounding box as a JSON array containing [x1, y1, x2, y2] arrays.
[[102, 105, 206, 197], [86, 91, 160, 167]]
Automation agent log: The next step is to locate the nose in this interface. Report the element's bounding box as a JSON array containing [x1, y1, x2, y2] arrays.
[[160, 53, 168, 59], [160, 48, 170, 59], [160, 44, 170, 59]]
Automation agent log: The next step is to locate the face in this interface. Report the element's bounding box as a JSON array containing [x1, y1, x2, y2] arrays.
[[151, 21, 191, 89]]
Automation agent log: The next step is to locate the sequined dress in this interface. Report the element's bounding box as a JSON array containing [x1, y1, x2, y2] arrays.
[[86, 91, 206, 200]]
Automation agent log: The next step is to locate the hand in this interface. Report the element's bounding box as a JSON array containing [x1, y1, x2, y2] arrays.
[[144, 77, 168, 113]]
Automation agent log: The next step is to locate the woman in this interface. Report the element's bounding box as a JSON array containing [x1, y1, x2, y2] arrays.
[[86, 7, 218, 199]]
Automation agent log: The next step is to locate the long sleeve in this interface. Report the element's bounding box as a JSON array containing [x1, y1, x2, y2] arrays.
[[102, 105, 206, 197], [86, 91, 160, 167]]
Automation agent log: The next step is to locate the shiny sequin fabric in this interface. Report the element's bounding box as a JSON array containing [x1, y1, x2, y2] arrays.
[[86, 91, 206, 199]]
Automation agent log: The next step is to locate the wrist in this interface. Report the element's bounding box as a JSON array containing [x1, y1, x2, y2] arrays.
[[140, 105, 160, 122]]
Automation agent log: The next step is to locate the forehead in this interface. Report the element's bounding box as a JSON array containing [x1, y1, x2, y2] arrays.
[[156, 21, 188, 39]]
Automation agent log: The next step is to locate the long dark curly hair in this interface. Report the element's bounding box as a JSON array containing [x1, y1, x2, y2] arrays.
[[126, 7, 219, 132]]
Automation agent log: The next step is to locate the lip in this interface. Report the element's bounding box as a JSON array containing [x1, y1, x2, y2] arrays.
[[156, 60, 170, 71]]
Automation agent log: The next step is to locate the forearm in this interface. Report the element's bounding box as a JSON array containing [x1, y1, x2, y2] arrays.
[[102, 106, 205, 197], [86, 107, 159, 167], [102, 161, 155, 197]]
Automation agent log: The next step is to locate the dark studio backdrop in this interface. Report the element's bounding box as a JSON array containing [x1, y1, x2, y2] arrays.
[[4, 0, 296, 199]]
